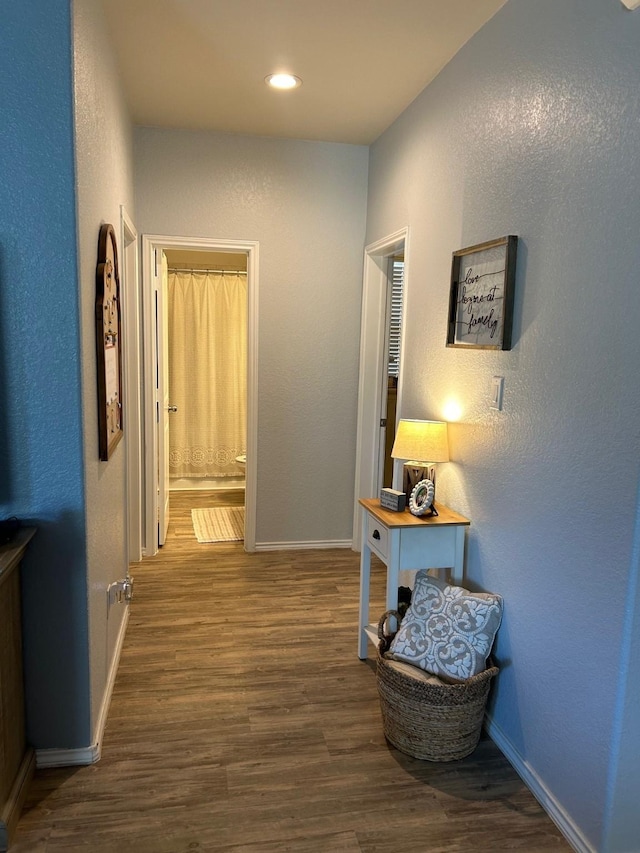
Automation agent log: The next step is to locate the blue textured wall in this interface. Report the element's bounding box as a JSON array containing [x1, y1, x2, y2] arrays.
[[367, 0, 640, 850], [0, 0, 90, 748]]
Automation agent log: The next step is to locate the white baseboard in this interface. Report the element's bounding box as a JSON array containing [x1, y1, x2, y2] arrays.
[[36, 606, 130, 769], [255, 539, 353, 551], [485, 714, 594, 853]]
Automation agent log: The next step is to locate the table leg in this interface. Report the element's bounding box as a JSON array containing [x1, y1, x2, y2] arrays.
[[452, 526, 465, 585], [381, 531, 402, 636], [386, 532, 401, 612], [358, 526, 372, 660]]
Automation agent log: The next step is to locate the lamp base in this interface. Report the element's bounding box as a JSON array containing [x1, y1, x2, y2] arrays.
[[402, 462, 438, 515]]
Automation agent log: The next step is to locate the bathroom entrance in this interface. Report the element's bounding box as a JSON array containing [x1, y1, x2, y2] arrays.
[[164, 249, 247, 488], [141, 235, 259, 556], [163, 248, 247, 545]]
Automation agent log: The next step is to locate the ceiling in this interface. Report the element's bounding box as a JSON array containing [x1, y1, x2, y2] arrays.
[[102, 0, 507, 145]]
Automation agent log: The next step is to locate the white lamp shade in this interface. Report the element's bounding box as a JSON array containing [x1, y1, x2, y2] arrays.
[[391, 419, 449, 463]]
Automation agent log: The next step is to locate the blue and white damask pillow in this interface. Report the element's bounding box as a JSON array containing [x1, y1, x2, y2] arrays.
[[388, 571, 503, 683]]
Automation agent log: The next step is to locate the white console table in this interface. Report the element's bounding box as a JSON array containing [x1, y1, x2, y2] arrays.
[[358, 498, 470, 659]]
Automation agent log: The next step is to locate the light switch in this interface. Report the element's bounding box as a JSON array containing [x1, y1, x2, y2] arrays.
[[490, 376, 504, 411]]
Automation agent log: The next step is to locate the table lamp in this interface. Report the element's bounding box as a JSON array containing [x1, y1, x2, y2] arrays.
[[391, 419, 449, 514]]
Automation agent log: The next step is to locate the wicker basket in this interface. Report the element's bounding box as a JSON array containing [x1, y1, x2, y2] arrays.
[[376, 610, 499, 762]]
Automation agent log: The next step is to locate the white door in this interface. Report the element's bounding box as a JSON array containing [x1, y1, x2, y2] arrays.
[[156, 251, 171, 545]]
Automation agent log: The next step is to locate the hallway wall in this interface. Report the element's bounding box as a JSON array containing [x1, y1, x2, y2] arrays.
[[133, 129, 369, 546], [0, 0, 134, 757], [366, 0, 640, 849], [73, 0, 135, 746]]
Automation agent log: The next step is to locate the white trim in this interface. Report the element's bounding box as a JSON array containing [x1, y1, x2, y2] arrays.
[[157, 251, 170, 546], [485, 714, 594, 853], [255, 539, 352, 551], [95, 604, 130, 753], [141, 236, 157, 557], [120, 207, 142, 563], [36, 745, 100, 769], [245, 243, 259, 553], [37, 606, 130, 768], [621, 0, 640, 10], [141, 235, 259, 555], [352, 228, 409, 551]]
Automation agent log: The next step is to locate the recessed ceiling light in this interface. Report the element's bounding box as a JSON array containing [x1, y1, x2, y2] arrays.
[[265, 73, 302, 90]]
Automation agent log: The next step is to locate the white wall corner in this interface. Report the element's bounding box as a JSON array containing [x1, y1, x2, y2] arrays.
[[621, 0, 640, 10]]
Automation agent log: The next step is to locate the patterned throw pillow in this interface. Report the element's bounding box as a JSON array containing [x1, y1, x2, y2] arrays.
[[388, 571, 503, 683]]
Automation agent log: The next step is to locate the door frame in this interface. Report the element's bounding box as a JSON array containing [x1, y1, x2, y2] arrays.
[[141, 234, 259, 555], [158, 252, 170, 546], [352, 227, 409, 550], [120, 206, 143, 564]]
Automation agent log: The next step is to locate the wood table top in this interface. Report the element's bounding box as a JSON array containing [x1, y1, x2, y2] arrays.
[[359, 498, 470, 529]]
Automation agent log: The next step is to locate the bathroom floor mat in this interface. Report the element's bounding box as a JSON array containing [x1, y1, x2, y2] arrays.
[[191, 507, 244, 542]]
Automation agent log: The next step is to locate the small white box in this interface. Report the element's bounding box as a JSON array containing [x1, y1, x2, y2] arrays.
[[380, 488, 406, 512]]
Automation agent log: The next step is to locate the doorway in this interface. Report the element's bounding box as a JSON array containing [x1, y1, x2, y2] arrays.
[[164, 248, 248, 490], [381, 254, 404, 489], [352, 228, 408, 550], [163, 249, 248, 549], [141, 234, 259, 556]]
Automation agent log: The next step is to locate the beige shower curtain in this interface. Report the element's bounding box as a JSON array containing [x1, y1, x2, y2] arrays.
[[168, 270, 247, 479]]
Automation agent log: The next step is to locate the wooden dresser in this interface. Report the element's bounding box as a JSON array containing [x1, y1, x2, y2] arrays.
[[0, 528, 35, 852]]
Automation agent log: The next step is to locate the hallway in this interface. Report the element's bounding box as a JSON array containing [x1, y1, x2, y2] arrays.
[[10, 496, 569, 852]]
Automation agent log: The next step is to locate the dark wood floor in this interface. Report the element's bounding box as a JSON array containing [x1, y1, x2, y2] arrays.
[[11, 491, 571, 852]]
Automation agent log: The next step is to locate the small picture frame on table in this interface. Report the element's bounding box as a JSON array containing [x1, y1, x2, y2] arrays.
[[446, 235, 518, 350]]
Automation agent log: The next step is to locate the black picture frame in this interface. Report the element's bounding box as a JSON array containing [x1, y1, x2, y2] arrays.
[[95, 223, 123, 461], [446, 235, 518, 350]]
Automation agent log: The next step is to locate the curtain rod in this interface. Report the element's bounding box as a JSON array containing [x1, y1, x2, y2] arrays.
[[168, 267, 247, 275]]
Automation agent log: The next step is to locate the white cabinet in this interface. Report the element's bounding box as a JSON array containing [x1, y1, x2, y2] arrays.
[[358, 500, 469, 659]]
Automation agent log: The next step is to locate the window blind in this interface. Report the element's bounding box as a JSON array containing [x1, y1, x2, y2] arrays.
[[388, 259, 404, 378]]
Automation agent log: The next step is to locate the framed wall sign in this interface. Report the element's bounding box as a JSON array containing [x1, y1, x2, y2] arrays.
[[446, 235, 518, 350], [95, 223, 123, 460]]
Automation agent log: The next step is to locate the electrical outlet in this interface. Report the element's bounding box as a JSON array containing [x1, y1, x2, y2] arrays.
[[107, 577, 134, 607], [125, 577, 133, 601]]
